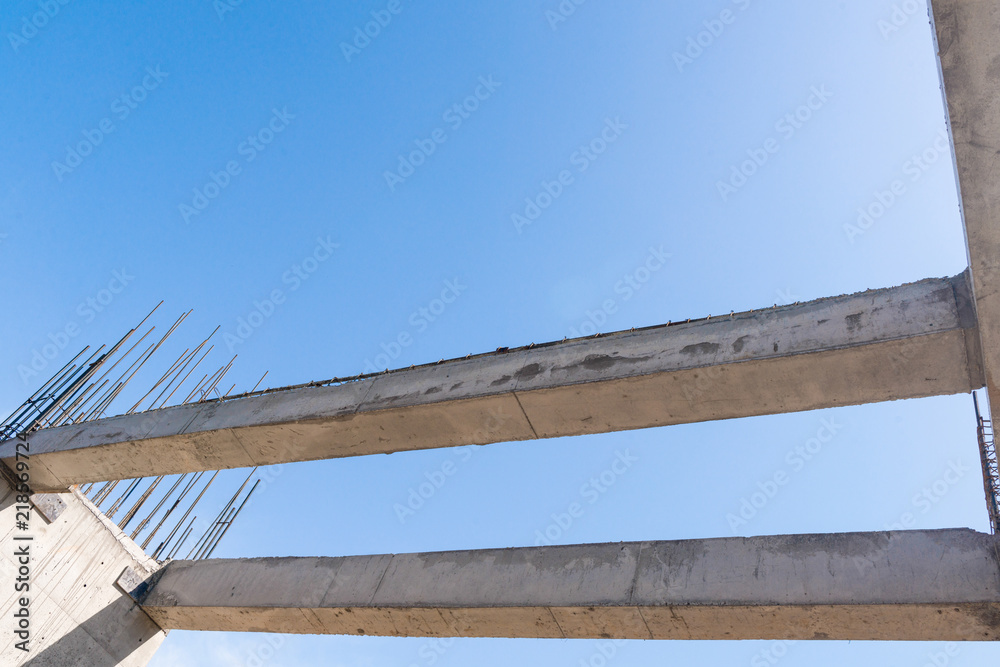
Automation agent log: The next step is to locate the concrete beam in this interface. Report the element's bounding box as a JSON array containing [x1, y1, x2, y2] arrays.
[[931, 0, 1000, 426], [137, 529, 1000, 641], [2, 275, 982, 491]]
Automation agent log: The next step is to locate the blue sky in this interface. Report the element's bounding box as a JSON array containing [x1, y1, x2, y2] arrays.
[[2, 0, 996, 664]]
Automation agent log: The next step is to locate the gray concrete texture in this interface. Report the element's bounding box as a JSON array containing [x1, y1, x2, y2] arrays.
[[2, 274, 983, 492], [932, 0, 1000, 429], [0, 477, 165, 666], [138, 529, 1000, 641], [2, 1, 999, 661]]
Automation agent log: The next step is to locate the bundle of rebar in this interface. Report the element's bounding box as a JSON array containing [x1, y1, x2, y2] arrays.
[[2, 304, 266, 561]]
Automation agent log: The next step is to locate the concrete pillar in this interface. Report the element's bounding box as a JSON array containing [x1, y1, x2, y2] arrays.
[[931, 0, 1000, 425]]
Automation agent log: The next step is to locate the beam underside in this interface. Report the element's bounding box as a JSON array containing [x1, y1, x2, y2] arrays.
[[138, 529, 1000, 641], [1, 276, 981, 491]]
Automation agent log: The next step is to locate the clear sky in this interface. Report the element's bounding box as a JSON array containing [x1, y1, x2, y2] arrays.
[[2, 0, 997, 664]]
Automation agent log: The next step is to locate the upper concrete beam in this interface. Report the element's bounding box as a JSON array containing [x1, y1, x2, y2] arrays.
[[2, 275, 982, 491], [137, 529, 1000, 640], [932, 0, 1000, 426]]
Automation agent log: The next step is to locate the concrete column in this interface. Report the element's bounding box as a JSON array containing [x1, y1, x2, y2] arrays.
[[931, 0, 1000, 425]]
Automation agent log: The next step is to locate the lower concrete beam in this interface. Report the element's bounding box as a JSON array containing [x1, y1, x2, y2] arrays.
[[138, 529, 1000, 641]]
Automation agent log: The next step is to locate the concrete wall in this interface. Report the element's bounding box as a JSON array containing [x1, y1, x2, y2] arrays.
[[4, 274, 983, 491], [0, 476, 165, 666], [139, 529, 1000, 641]]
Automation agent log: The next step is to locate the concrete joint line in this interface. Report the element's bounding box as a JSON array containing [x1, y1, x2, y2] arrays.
[[627, 542, 644, 606], [546, 606, 567, 639], [228, 427, 255, 466], [512, 391, 539, 439], [368, 556, 393, 606]]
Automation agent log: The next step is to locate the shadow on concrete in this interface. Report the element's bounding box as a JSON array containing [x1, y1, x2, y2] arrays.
[[21, 594, 164, 667]]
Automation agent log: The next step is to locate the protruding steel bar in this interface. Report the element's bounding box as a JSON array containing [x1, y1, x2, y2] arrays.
[[1, 347, 90, 437], [205, 479, 259, 559], [188, 508, 233, 561], [166, 515, 198, 561], [125, 310, 192, 415], [159, 342, 216, 409], [32, 345, 107, 430], [250, 371, 268, 394], [81, 327, 158, 422], [105, 478, 143, 519], [128, 347, 192, 415], [180, 374, 210, 405], [94, 479, 121, 507], [153, 471, 218, 560], [37, 315, 149, 429], [118, 476, 164, 530], [143, 472, 201, 551], [202, 355, 237, 401], [51, 378, 108, 428], [190, 468, 255, 560], [131, 473, 188, 541]]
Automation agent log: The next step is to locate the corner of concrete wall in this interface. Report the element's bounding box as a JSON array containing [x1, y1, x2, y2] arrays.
[[0, 477, 167, 666]]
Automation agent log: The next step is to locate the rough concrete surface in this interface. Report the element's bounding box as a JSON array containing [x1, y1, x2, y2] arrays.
[[139, 529, 1000, 641], [0, 2, 998, 662], [0, 478, 165, 666], [2, 275, 982, 491], [932, 0, 1000, 428]]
